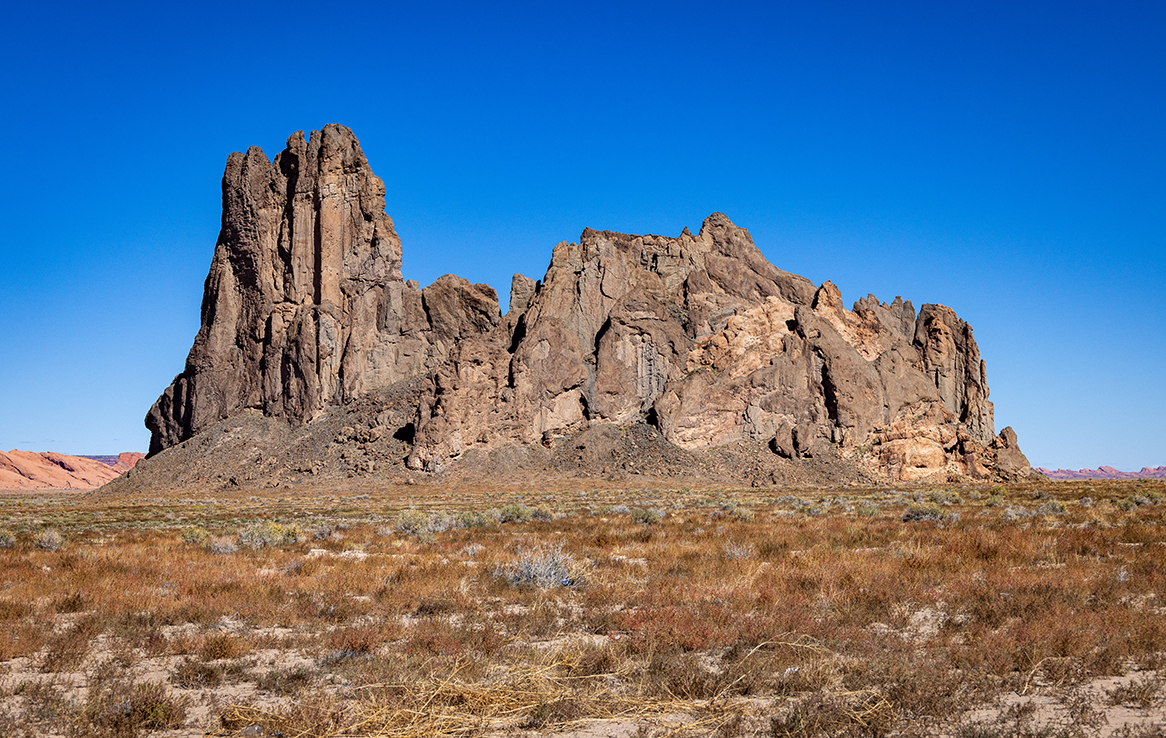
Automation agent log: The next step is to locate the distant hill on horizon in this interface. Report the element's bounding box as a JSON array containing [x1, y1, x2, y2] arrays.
[[0, 451, 143, 490], [1035, 465, 1166, 481]]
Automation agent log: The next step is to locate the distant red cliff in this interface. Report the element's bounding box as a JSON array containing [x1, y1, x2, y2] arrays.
[[0, 451, 144, 490], [1035, 465, 1166, 481]]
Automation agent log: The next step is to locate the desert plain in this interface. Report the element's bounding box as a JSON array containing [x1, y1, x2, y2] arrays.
[[2, 476, 1165, 737]]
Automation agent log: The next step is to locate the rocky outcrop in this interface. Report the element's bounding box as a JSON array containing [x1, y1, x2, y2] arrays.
[[407, 213, 1029, 481], [147, 125, 499, 454], [0, 450, 139, 490], [147, 126, 1030, 483]]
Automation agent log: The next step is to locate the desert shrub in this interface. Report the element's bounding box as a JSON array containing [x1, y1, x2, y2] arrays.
[[395, 509, 454, 535], [41, 613, 103, 672], [179, 526, 209, 545], [1079, 497, 1094, 508], [902, 503, 945, 523], [727, 504, 756, 521], [199, 633, 248, 661], [310, 524, 336, 540], [80, 679, 186, 735], [326, 625, 385, 657], [603, 504, 631, 515], [237, 521, 302, 549], [170, 657, 223, 688], [34, 529, 65, 552], [985, 494, 1004, 507], [455, 510, 497, 529], [1107, 674, 1163, 708], [496, 543, 584, 588], [769, 690, 894, 738], [499, 504, 534, 523], [532, 505, 554, 521], [928, 489, 962, 505], [1035, 500, 1067, 516], [208, 536, 238, 555], [254, 666, 315, 695], [394, 509, 427, 534], [1001, 505, 1035, 521], [631, 508, 661, 525], [856, 503, 880, 518], [0, 529, 15, 549]]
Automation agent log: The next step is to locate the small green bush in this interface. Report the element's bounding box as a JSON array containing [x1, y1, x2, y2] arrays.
[[499, 504, 533, 524], [631, 508, 661, 525], [394, 509, 429, 534], [902, 503, 945, 523], [237, 521, 302, 549], [180, 526, 209, 545], [927, 489, 962, 505], [856, 503, 880, 518], [455, 510, 496, 529], [0, 529, 15, 549], [728, 504, 755, 522], [1035, 500, 1067, 516]]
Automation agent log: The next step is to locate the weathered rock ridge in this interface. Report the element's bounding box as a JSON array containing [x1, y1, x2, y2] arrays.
[[148, 125, 1031, 483], [406, 214, 1025, 481]]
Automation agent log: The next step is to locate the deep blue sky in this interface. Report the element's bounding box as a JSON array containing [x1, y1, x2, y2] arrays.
[[0, 1, 1162, 470]]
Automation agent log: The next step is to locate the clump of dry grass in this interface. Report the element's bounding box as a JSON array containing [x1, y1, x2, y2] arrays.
[[495, 542, 586, 588], [34, 528, 65, 551]]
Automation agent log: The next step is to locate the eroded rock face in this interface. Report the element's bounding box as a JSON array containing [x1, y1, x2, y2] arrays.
[[147, 125, 499, 454], [408, 213, 1030, 481], [148, 126, 1029, 482]]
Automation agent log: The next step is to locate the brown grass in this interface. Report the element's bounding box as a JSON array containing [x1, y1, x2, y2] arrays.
[[0, 478, 1163, 736]]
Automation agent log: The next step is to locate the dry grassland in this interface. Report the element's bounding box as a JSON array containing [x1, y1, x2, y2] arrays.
[[0, 479, 1164, 737]]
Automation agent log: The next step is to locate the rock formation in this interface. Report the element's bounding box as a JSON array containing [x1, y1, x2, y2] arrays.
[[406, 214, 1028, 481], [147, 125, 499, 454], [147, 125, 1032, 483]]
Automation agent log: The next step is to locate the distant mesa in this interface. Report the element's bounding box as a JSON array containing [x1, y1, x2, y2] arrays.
[[131, 124, 1039, 490], [0, 451, 143, 491], [1035, 466, 1166, 481]]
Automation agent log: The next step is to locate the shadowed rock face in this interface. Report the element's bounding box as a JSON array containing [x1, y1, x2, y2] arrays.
[[146, 125, 499, 454], [148, 126, 1030, 482]]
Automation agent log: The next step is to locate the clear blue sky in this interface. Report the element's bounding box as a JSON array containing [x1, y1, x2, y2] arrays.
[[0, 1, 1162, 470]]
